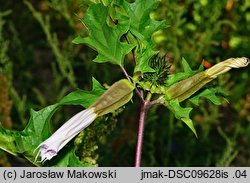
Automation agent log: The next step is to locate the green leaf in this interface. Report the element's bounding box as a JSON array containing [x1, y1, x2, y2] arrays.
[[101, 0, 113, 6], [59, 78, 106, 108], [1, 104, 59, 166], [0, 128, 18, 156], [189, 88, 222, 105], [46, 143, 92, 167], [72, 3, 134, 65], [166, 57, 203, 87], [116, 0, 165, 74], [117, 0, 166, 44], [23, 105, 58, 137], [182, 57, 193, 72], [134, 47, 156, 73], [0, 78, 106, 166], [167, 99, 197, 137]]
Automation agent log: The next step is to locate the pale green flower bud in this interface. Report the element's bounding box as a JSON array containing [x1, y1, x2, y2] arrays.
[[166, 57, 249, 102]]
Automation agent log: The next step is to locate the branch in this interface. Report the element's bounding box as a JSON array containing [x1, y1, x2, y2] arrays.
[[148, 96, 164, 107], [120, 65, 145, 102]]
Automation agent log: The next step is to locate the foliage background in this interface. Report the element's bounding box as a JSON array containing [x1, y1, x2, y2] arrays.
[[0, 0, 249, 166]]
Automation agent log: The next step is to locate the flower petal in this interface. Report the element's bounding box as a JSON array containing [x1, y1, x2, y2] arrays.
[[205, 57, 250, 78], [36, 108, 97, 162]]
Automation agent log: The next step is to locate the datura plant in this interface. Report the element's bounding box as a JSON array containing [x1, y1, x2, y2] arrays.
[[0, 0, 249, 167]]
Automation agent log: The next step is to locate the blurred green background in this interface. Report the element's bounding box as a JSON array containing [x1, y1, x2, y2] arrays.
[[0, 0, 249, 166]]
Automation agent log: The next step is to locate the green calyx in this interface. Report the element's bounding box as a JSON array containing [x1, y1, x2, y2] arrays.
[[90, 79, 135, 116]]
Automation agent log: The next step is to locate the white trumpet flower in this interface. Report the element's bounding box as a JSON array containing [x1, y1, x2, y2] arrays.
[[35, 108, 97, 163], [35, 79, 134, 163]]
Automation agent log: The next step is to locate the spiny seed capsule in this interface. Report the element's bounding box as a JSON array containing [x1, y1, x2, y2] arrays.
[[143, 54, 171, 86]]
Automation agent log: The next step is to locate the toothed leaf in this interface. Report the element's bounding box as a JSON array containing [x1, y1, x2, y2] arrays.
[[72, 4, 134, 65], [168, 99, 197, 137], [189, 88, 222, 105]]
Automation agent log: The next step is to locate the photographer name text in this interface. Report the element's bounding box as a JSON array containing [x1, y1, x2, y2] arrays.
[[19, 169, 116, 179]]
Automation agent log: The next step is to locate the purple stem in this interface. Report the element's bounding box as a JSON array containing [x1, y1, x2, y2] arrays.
[[120, 65, 144, 102], [135, 101, 149, 167], [120, 66, 162, 166]]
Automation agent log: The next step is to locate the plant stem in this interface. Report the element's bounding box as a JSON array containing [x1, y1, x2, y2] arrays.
[[120, 65, 144, 102], [120, 66, 132, 83], [135, 101, 149, 167], [134, 96, 164, 167]]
